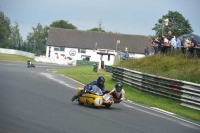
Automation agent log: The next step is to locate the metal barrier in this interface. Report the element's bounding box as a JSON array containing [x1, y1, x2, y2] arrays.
[[112, 66, 200, 110], [105, 65, 113, 73], [76, 60, 98, 66]]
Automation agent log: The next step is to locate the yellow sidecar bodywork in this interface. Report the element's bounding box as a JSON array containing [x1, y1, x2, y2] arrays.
[[77, 87, 114, 108]]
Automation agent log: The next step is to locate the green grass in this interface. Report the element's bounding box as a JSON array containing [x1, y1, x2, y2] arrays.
[[56, 66, 200, 122], [0, 53, 34, 62], [114, 54, 200, 84]]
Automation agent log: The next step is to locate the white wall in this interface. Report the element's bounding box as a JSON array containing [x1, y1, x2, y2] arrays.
[[0, 48, 35, 58], [129, 53, 145, 58], [46, 46, 116, 67]]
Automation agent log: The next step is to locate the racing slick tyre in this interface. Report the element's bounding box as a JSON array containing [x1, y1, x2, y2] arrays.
[[105, 104, 111, 108], [78, 100, 84, 105], [92, 104, 98, 109]]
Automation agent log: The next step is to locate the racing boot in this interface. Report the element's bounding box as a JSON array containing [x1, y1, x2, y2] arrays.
[[71, 95, 78, 102]]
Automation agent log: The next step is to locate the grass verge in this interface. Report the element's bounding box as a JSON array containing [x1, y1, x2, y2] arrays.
[[114, 54, 200, 84], [0, 53, 34, 62], [56, 66, 200, 122]]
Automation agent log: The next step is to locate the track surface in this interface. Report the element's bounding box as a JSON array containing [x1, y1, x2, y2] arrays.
[[0, 61, 200, 133]]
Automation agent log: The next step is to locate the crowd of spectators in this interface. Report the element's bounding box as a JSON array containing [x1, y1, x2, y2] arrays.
[[150, 31, 200, 58]]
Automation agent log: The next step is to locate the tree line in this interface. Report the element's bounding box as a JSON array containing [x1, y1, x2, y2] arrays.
[[0, 10, 193, 55]]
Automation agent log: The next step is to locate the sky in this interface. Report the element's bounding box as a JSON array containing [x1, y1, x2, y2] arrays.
[[1, 0, 200, 40]]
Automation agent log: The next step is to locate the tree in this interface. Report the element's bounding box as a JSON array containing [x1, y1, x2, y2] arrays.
[[88, 27, 105, 32], [152, 11, 193, 37], [88, 20, 106, 32], [0, 11, 11, 48], [27, 23, 49, 55], [9, 22, 23, 49], [50, 20, 77, 29]]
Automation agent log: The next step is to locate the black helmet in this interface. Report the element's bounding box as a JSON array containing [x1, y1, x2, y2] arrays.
[[97, 76, 105, 86], [115, 82, 123, 92]]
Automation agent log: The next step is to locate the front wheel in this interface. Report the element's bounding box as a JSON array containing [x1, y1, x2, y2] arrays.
[[105, 104, 111, 108]]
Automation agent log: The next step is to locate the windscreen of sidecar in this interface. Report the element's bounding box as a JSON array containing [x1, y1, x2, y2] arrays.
[[91, 85, 103, 95]]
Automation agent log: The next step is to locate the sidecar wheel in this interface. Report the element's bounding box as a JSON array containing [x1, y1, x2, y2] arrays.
[[78, 100, 84, 105], [92, 104, 98, 109], [105, 104, 111, 108]]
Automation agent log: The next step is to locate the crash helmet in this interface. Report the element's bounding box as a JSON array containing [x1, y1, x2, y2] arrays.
[[115, 82, 123, 92], [97, 76, 105, 86]]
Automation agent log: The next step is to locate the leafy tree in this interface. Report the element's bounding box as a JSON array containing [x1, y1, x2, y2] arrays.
[[27, 23, 49, 54], [50, 20, 77, 29], [9, 22, 23, 49], [88, 27, 105, 32], [27, 33, 35, 53], [0, 11, 11, 48], [88, 20, 107, 32], [152, 11, 193, 37]]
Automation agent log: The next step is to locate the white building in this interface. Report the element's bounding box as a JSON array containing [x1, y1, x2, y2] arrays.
[[46, 28, 151, 67]]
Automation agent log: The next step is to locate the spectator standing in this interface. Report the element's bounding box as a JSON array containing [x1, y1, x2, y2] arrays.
[[167, 31, 174, 54], [176, 36, 182, 53], [188, 36, 197, 58], [157, 36, 162, 53], [197, 42, 200, 58], [167, 31, 174, 43], [122, 52, 126, 60], [153, 37, 159, 54], [161, 35, 169, 54], [171, 36, 176, 54], [125, 51, 129, 59], [181, 36, 190, 54], [144, 46, 149, 56]]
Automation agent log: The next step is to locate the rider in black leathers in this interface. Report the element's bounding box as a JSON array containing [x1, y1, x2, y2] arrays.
[[72, 76, 105, 102]]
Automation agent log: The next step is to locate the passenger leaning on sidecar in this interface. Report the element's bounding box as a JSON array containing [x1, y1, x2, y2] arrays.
[[71, 76, 105, 102], [109, 82, 125, 103]]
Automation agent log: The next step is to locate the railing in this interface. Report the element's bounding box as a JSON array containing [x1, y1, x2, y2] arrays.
[[111, 66, 200, 110], [76, 60, 98, 66], [105, 65, 113, 73]]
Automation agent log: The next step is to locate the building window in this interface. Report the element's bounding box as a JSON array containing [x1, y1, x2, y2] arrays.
[[60, 47, 65, 51], [54, 47, 60, 51], [54, 47, 65, 51], [108, 55, 110, 61], [78, 49, 86, 53]]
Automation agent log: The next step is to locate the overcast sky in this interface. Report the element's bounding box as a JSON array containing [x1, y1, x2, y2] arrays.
[[1, 0, 200, 40]]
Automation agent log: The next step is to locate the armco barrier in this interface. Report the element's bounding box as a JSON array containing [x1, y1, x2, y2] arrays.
[[76, 60, 98, 66], [105, 65, 113, 73], [112, 66, 200, 110]]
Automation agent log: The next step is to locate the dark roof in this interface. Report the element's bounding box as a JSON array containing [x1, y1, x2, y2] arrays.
[[47, 27, 152, 53]]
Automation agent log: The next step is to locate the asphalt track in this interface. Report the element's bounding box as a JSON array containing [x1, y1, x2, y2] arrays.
[[0, 61, 200, 133]]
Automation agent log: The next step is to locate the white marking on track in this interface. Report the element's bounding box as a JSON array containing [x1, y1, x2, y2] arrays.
[[150, 107, 174, 115], [122, 101, 200, 127], [40, 73, 76, 90]]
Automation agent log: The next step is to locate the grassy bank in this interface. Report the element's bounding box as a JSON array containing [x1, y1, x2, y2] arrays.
[[0, 53, 34, 62], [114, 54, 200, 84], [56, 66, 200, 122]]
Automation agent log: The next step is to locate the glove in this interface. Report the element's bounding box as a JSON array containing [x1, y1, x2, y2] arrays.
[[114, 99, 122, 103]]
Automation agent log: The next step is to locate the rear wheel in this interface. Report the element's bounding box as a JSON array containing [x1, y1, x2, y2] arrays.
[[78, 100, 84, 105]]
